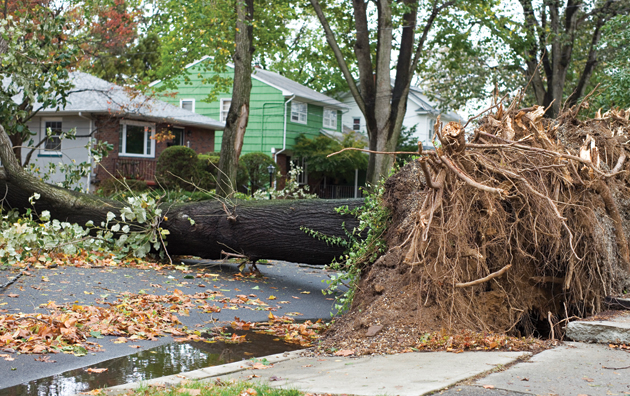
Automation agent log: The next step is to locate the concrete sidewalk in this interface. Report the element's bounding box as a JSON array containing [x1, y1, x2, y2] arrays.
[[99, 350, 530, 396], [95, 342, 630, 396]]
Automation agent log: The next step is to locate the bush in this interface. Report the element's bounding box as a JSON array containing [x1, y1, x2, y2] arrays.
[[156, 146, 215, 191], [239, 152, 276, 195], [98, 178, 148, 196]]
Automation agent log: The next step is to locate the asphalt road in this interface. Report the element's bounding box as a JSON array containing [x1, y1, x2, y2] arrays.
[[0, 259, 344, 390]]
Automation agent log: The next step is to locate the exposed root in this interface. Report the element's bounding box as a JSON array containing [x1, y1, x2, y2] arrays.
[[322, 104, 630, 351]]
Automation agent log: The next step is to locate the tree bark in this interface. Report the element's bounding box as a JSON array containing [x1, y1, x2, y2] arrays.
[[216, 0, 254, 198]]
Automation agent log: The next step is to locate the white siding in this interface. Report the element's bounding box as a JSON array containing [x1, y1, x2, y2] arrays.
[[339, 91, 462, 148], [24, 115, 93, 191]]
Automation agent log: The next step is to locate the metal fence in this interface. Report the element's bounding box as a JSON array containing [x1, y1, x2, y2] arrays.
[[316, 185, 363, 199]]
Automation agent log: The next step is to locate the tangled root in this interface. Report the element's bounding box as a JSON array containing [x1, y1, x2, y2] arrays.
[[346, 104, 630, 340]]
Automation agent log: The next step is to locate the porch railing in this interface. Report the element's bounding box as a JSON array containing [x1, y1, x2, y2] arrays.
[[113, 158, 157, 181]]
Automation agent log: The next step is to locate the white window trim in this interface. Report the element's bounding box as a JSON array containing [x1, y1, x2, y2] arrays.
[[180, 98, 195, 113], [220, 98, 231, 122], [291, 101, 307, 125], [119, 120, 156, 158], [323, 107, 337, 130], [40, 117, 63, 155]]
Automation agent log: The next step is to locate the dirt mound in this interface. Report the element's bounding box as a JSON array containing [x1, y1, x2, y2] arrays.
[[320, 104, 630, 355]]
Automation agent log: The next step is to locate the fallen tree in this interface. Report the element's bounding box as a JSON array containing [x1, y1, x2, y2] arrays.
[[319, 103, 630, 354], [0, 125, 361, 265]]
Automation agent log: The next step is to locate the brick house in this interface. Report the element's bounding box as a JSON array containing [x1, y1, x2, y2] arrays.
[[24, 72, 224, 191]]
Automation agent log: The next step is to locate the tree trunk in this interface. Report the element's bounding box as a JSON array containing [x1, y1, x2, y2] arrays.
[[0, 177, 362, 264], [0, 123, 362, 265], [216, 0, 254, 198]]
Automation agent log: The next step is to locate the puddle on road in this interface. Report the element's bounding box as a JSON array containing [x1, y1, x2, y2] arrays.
[[0, 331, 303, 396]]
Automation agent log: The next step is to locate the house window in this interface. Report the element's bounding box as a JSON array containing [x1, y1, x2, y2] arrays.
[[180, 99, 195, 113], [429, 118, 437, 139], [220, 99, 231, 122], [43, 120, 62, 152], [119, 120, 156, 158], [167, 127, 185, 147], [323, 108, 337, 129], [353, 117, 361, 131], [291, 101, 307, 124]]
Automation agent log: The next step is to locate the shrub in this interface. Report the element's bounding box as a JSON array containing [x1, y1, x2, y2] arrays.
[[156, 146, 213, 191], [98, 178, 148, 196], [239, 152, 276, 195]]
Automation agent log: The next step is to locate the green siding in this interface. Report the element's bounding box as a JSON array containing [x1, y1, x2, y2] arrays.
[[155, 63, 342, 157]]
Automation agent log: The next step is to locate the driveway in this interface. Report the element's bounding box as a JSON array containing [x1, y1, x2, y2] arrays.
[[0, 259, 342, 390]]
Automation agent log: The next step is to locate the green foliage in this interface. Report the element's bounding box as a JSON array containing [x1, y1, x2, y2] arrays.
[[0, 192, 169, 267], [0, 6, 77, 140], [304, 182, 390, 313], [252, 163, 317, 200], [591, 15, 630, 111], [155, 146, 215, 191], [396, 125, 420, 167], [90, 32, 162, 85], [151, 0, 297, 102], [293, 132, 368, 184], [98, 178, 148, 196], [238, 152, 276, 194]]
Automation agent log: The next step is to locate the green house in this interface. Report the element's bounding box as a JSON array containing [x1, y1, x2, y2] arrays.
[[152, 57, 347, 176]]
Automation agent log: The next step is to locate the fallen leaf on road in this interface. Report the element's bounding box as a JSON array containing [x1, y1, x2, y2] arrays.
[[583, 377, 594, 382], [129, 345, 141, 349], [521, 377, 529, 381], [300, 291, 310, 294], [482, 385, 495, 389], [251, 362, 271, 370], [334, 349, 354, 357], [269, 376, 281, 382], [85, 368, 108, 373], [247, 374, 260, 379], [268, 295, 277, 300], [7, 294, 18, 298], [285, 312, 303, 316], [34, 355, 56, 363]]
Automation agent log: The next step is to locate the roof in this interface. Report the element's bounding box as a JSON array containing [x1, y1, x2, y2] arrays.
[[338, 87, 464, 123], [34, 72, 224, 130], [150, 57, 347, 111], [251, 68, 346, 110], [408, 86, 463, 122]]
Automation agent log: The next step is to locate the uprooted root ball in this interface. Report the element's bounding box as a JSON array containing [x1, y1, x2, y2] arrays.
[[321, 105, 630, 354]]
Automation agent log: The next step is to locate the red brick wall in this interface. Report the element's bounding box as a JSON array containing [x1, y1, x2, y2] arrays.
[[93, 116, 215, 184]]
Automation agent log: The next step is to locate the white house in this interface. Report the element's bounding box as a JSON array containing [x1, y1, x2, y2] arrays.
[[339, 86, 463, 147]]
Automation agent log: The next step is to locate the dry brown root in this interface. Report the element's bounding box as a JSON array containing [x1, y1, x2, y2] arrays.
[[325, 104, 630, 347]]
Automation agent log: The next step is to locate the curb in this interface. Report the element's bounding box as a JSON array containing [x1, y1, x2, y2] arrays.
[[86, 350, 305, 395]]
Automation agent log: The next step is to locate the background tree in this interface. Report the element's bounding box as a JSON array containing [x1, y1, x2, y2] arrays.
[[591, 14, 630, 110], [419, 0, 630, 117], [151, 0, 296, 198], [308, 0, 478, 185], [293, 131, 368, 185], [0, 1, 77, 162]]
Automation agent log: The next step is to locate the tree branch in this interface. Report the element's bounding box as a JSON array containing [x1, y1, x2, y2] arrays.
[[310, 0, 366, 115]]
